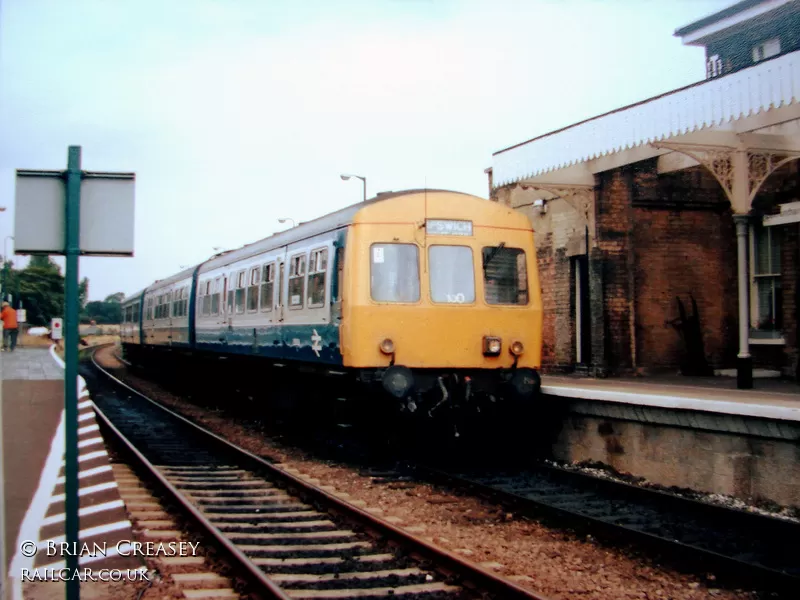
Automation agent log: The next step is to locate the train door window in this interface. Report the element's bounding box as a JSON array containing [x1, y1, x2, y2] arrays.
[[183, 287, 189, 316], [247, 267, 260, 312], [429, 246, 475, 304], [277, 262, 285, 309], [482, 246, 529, 305], [172, 292, 178, 317], [288, 253, 306, 309], [235, 270, 246, 314], [134, 303, 140, 323], [227, 274, 234, 314], [334, 247, 344, 303], [260, 263, 274, 312], [211, 278, 220, 315], [370, 243, 420, 303], [199, 281, 208, 316], [308, 248, 328, 308], [156, 295, 162, 319], [146, 297, 152, 320]]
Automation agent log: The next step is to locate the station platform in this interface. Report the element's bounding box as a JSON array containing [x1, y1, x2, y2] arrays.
[[542, 372, 800, 422], [1, 346, 141, 598]]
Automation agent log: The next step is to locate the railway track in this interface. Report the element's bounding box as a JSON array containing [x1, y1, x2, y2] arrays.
[[413, 464, 800, 596], [86, 351, 550, 600]]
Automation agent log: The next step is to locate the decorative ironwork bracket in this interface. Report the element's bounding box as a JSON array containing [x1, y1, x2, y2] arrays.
[[517, 183, 594, 222], [651, 141, 800, 212]]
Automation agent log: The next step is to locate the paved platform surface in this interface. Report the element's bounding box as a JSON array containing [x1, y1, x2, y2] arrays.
[[543, 372, 800, 421], [2, 347, 141, 597]]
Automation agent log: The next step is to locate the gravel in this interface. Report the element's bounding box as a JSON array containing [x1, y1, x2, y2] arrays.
[[94, 346, 770, 600]]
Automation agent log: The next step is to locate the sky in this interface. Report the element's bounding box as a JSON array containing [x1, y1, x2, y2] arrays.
[[0, 0, 735, 302]]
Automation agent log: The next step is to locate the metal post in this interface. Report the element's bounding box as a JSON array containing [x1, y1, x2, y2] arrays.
[[1, 353, 7, 600], [64, 146, 82, 599], [734, 214, 753, 389]]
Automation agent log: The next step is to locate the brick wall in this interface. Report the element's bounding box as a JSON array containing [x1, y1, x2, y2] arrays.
[[493, 156, 800, 377], [632, 164, 737, 370], [595, 166, 635, 372]]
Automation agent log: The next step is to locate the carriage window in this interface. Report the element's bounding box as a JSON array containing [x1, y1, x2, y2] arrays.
[[227, 274, 234, 314], [211, 278, 220, 315], [308, 248, 328, 308], [203, 281, 212, 316], [260, 263, 274, 312], [289, 254, 306, 309], [235, 270, 246, 314], [482, 246, 528, 305], [429, 246, 475, 304], [247, 267, 260, 312], [370, 243, 419, 303], [133, 303, 139, 323]]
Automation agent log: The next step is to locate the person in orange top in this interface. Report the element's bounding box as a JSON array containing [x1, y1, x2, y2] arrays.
[[1, 301, 19, 352]]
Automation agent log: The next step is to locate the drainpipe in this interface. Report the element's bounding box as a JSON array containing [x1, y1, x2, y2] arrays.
[[734, 214, 753, 389]]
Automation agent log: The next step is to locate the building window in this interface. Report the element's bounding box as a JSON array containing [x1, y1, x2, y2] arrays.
[[752, 38, 781, 63], [751, 224, 783, 338], [706, 54, 722, 78]]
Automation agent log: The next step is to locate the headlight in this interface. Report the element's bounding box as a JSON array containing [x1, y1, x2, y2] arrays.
[[379, 338, 395, 354], [510, 340, 524, 356], [483, 336, 501, 356]]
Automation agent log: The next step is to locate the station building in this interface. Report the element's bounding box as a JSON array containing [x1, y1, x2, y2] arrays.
[[487, 0, 800, 386]]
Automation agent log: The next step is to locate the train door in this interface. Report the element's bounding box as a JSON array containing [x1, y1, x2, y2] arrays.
[[277, 259, 286, 322], [224, 274, 233, 348], [167, 290, 173, 346]]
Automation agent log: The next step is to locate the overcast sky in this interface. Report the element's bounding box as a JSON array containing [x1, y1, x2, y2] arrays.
[[0, 0, 733, 302]]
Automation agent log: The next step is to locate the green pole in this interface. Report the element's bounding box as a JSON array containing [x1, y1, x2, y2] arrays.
[[64, 146, 81, 600]]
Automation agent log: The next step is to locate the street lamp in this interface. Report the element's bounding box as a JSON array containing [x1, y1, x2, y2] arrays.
[[278, 218, 296, 228], [340, 174, 367, 202]]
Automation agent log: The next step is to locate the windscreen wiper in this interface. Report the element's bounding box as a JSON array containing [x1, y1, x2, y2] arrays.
[[483, 242, 506, 273]]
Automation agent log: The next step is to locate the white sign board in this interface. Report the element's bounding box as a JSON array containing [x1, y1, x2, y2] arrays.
[[14, 170, 135, 256], [16, 308, 26, 323], [763, 200, 800, 227], [51, 318, 63, 340]]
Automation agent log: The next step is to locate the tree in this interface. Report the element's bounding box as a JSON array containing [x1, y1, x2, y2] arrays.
[[83, 291, 125, 324], [11, 256, 65, 326], [105, 292, 125, 304]]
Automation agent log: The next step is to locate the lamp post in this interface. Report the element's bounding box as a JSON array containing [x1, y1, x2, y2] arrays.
[[340, 174, 367, 202], [278, 218, 296, 228]]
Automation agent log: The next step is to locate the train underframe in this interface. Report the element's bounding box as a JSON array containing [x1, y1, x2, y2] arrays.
[[121, 343, 542, 439]]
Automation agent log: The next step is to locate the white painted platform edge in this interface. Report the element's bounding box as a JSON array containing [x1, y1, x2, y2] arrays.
[[542, 384, 800, 423]]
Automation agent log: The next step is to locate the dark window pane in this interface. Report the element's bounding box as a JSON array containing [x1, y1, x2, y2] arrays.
[[483, 246, 528, 305], [247, 285, 259, 311], [235, 288, 245, 313]]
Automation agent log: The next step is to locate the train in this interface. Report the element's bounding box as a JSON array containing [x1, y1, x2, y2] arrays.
[[120, 189, 543, 433]]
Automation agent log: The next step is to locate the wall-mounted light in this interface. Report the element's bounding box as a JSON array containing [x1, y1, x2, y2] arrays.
[[533, 198, 548, 215]]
